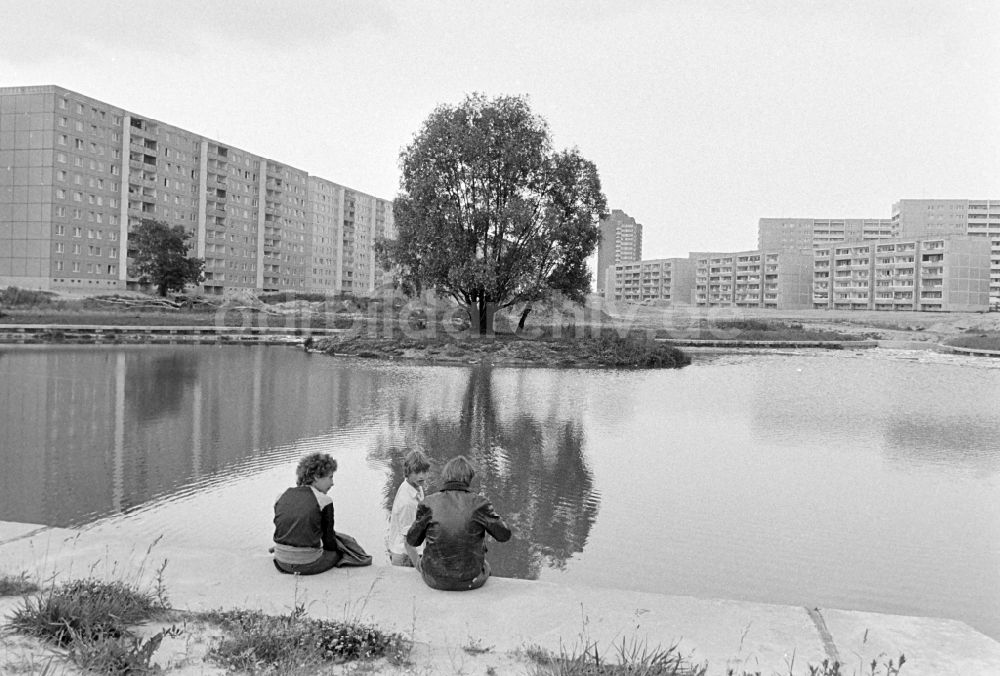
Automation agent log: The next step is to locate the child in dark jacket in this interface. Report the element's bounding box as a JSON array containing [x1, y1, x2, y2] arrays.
[[273, 452, 371, 574], [406, 455, 511, 590]]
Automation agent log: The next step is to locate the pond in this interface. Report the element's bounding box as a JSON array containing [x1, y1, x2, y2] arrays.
[[1, 344, 998, 640]]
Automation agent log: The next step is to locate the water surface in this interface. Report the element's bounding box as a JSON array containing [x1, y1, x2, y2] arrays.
[[0, 344, 997, 639]]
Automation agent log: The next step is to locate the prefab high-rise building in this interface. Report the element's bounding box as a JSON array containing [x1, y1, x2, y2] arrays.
[[595, 209, 642, 292], [757, 218, 895, 251], [0, 85, 394, 295], [892, 199, 1000, 306]]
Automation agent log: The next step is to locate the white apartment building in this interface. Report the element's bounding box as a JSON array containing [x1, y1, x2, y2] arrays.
[[694, 250, 813, 310], [758, 218, 895, 251], [892, 199, 1000, 306], [604, 257, 694, 304], [813, 236, 991, 312]]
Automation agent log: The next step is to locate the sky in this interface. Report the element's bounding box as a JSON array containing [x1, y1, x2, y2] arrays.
[[3, 0, 999, 262]]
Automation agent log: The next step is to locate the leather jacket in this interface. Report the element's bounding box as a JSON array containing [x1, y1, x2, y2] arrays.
[[406, 481, 511, 590]]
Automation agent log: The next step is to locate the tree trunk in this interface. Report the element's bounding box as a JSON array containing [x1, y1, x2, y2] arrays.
[[471, 298, 495, 336], [158, 283, 168, 297], [517, 305, 532, 333]]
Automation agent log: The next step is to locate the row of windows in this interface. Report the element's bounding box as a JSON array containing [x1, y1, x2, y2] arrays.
[[53, 260, 117, 274], [55, 152, 120, 174], [54, 242, 118, 257], [53, 224, 119, 238]]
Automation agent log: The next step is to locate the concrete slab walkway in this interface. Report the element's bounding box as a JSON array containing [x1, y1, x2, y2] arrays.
[[1, 521, 997, 675]]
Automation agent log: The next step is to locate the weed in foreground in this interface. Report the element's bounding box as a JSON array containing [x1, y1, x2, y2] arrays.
[[200, 604, 410, 674], [527, 640, 906, 676], [526, 637, 707, 676], [5, 576, 173, 675], [0, 572, 40, 596], [8, 578, 167, 647]]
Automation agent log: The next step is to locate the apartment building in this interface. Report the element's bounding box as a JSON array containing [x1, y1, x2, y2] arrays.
[[596, 209, 642, 291], [604, 257, 694, 304], [0, 85, 394, 295], [892, 199, 1000, 306], [758, 218, 895, 251], [694, 250, 813, 310], [813, 236, 991, 312]]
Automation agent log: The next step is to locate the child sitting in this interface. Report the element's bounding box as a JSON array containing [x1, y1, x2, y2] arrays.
[[386, 449, 431, 567]]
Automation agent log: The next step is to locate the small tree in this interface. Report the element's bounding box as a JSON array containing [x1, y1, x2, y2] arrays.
[[129, 219, 204, 297], [378, 93, 608, 334]]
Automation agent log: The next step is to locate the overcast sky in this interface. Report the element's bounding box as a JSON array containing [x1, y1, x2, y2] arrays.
[[3, 0, 998, 260]]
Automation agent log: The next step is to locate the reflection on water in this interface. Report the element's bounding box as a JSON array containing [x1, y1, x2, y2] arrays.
[[370, 366, 600, 579], [0, 346, 382, 526]]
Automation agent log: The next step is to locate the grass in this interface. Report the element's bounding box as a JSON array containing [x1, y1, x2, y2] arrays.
[[5, 576, 174, 674], [318, 331, 692, 368], [582, 333, 691, 367], [944, 332, 1000, 351], [0, 287, 60, 307], [197, 604, 410, 674], [0, 572, 40, 596], [525, 638, 706, 675], [658, 319, 859, 342], [525, 641, 906, 676]]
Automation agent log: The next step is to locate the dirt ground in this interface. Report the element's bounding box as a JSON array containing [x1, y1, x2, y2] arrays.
[[609, 304, 1000, 344]]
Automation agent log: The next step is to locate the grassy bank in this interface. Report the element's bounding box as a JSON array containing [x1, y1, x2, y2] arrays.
[[657, 319, 863, 342], [944, 331, 1000, 351], [1, 574, 409, 675], [315, 331, 692, 369]]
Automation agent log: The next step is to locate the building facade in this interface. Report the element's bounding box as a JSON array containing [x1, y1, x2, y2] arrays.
[[0, 85, 394, 295], [892, 199, 1000, 306], [813, 236, 991, 312], [758, 218, 895, 251], [603, 257, 694, 304], [694, 250, 813, 310], [595, 209, 642, 291]]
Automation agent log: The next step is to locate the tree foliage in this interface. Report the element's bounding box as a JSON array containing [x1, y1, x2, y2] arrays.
[[129, 219, 204, 297], [378, 94, 608, 333]]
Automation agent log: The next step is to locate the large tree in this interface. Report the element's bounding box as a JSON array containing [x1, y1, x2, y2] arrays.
[[378, 94, 608, 334], [129, 219, 205, 297]]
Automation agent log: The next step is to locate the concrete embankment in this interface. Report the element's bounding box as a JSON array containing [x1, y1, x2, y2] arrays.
[[0, 324, 332, 345], [1, 521, 997, 675]]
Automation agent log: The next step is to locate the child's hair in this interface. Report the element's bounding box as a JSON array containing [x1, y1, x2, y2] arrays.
[[403, 449, 431, 477], [440, 455, 475, 485], [296, 452, 338, 486]]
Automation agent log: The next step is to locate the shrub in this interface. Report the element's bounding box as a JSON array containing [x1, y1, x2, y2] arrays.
[[587, 334, 691, 368], [946, 333, 1000, 351], [258, 291, 330, 305], [0, 286, 58, 307]]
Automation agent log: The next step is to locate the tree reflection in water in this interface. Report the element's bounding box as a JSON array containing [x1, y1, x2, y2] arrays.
[[372, 366, 600, 580]]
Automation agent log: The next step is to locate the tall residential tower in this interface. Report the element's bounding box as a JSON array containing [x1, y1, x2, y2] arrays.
[[596, 209, 642, 292]]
